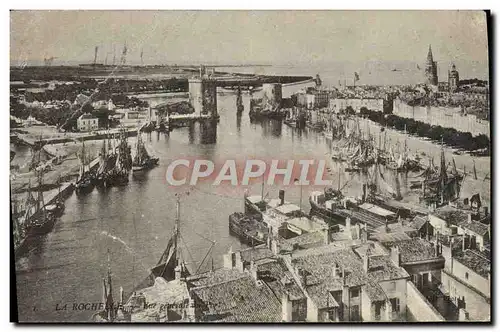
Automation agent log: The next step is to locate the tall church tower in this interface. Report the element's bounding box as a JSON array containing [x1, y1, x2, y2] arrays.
[[424, 45, 438, 86], [448, 63, 460, 92]]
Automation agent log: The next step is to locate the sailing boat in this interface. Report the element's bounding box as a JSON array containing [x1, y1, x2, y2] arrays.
[[45, 176, 65, 217], [104, 128, 132, 186], [94, 132, 118, 187], [76, 140, 95, 194], [93, 196, 216, 322], [24, 171, 57, 236], [132, 131, 159, 172]]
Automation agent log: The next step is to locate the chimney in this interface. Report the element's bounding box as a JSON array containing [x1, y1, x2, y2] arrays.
[[483, 206, 489, 218], [235, 251, 244, 272], [467, 213, 472, 224], [354, 223, 361, 240], [333, 263, 340, 278], [323, 227, 331, 245], [249, 260, 258, 280], [223, 246, 234, 269], [458, 308, 469, 321], [385, 219, 390, 233], [186, 297, 197, 322], [390, 246, 400, 267], [363, 254, 369, 273], [119, 286, 124, 306], [279, 189, 285, 206], [345, 217, 351, 234], [361, 228, 367, 243], [281, 292, 293, 322]]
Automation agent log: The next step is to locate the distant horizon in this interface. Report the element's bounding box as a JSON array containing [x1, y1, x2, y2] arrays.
[[11, 11, 489, 67]]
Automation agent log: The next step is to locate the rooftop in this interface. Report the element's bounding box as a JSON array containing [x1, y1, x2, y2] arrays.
[[432, 206, 469, 224], [78, 113, 97, 120], [256, 258, 304, 301], [369, 231, 412, 243], [187, 268, 247, 288], [292, 247, 367, 288], [358, 203, 396, 218], [374, 222, 417, 234], [191, 275, 282, 322], [367, 255, 410, 281], [382, 238, 441, 264], [279, 231, 325, 252], [458, 220, 490, 236], [239, 245, 274, 263], [408, 216, 429, 231]]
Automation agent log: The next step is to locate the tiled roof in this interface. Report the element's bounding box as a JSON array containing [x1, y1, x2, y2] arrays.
[[256, 259, 304, 301], [374, 222, 417, 234], [369, 232, 412, 243], [382, 238, 440, 263], [459, 221, 489, 236], [306, 280, 342, 309], [292, 248, 367, 288], [279, 231, 325, 252], [191, 275, 282, 322], [79, 113, 96, 119], [433, 207, 469, 224], [353, 242, 388, 258], [454, 249, 490, 279], [127, 278, 190, 321], [365, 279, 387, 302], [187, 268, 246, 288], [408, 216, 428, 230], [239, 245, 274, 263]]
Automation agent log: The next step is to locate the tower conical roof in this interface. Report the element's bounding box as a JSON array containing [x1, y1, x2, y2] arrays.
[[427, 45, 434, 63]]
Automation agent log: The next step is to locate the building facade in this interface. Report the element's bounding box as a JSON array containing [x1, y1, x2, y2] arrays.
[[77, 113, 99, 132]]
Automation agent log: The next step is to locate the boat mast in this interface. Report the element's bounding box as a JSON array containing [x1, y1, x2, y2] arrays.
[[106, 248, 114, 322], [337, 166, 341, 192], [175, 195, 181, 266]]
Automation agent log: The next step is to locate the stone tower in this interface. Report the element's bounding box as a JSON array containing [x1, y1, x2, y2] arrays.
[[448, 63, 460, 92], [424, 45, 438, 86], [188, 65, 218, 117]]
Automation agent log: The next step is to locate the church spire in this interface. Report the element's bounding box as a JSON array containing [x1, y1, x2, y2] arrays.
[[427, 45, 434, 62]]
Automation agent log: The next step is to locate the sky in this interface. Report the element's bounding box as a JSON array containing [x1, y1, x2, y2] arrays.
[[10, 10, 489, 67]]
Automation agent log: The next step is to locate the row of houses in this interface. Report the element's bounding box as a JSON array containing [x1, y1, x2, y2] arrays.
[[115, 193, 489, 322]]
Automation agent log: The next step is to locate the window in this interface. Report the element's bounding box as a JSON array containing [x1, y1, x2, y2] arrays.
[[465, 272, 469, 280], [350, 288, 360, 299], [327, 308, 337, 322], [390, 298, 400, 313]]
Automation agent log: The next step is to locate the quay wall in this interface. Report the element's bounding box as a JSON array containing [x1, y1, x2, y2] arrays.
[[44, 182, 74, 206], [393, 99, 490, 138], [16, 129, 138, 146]]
